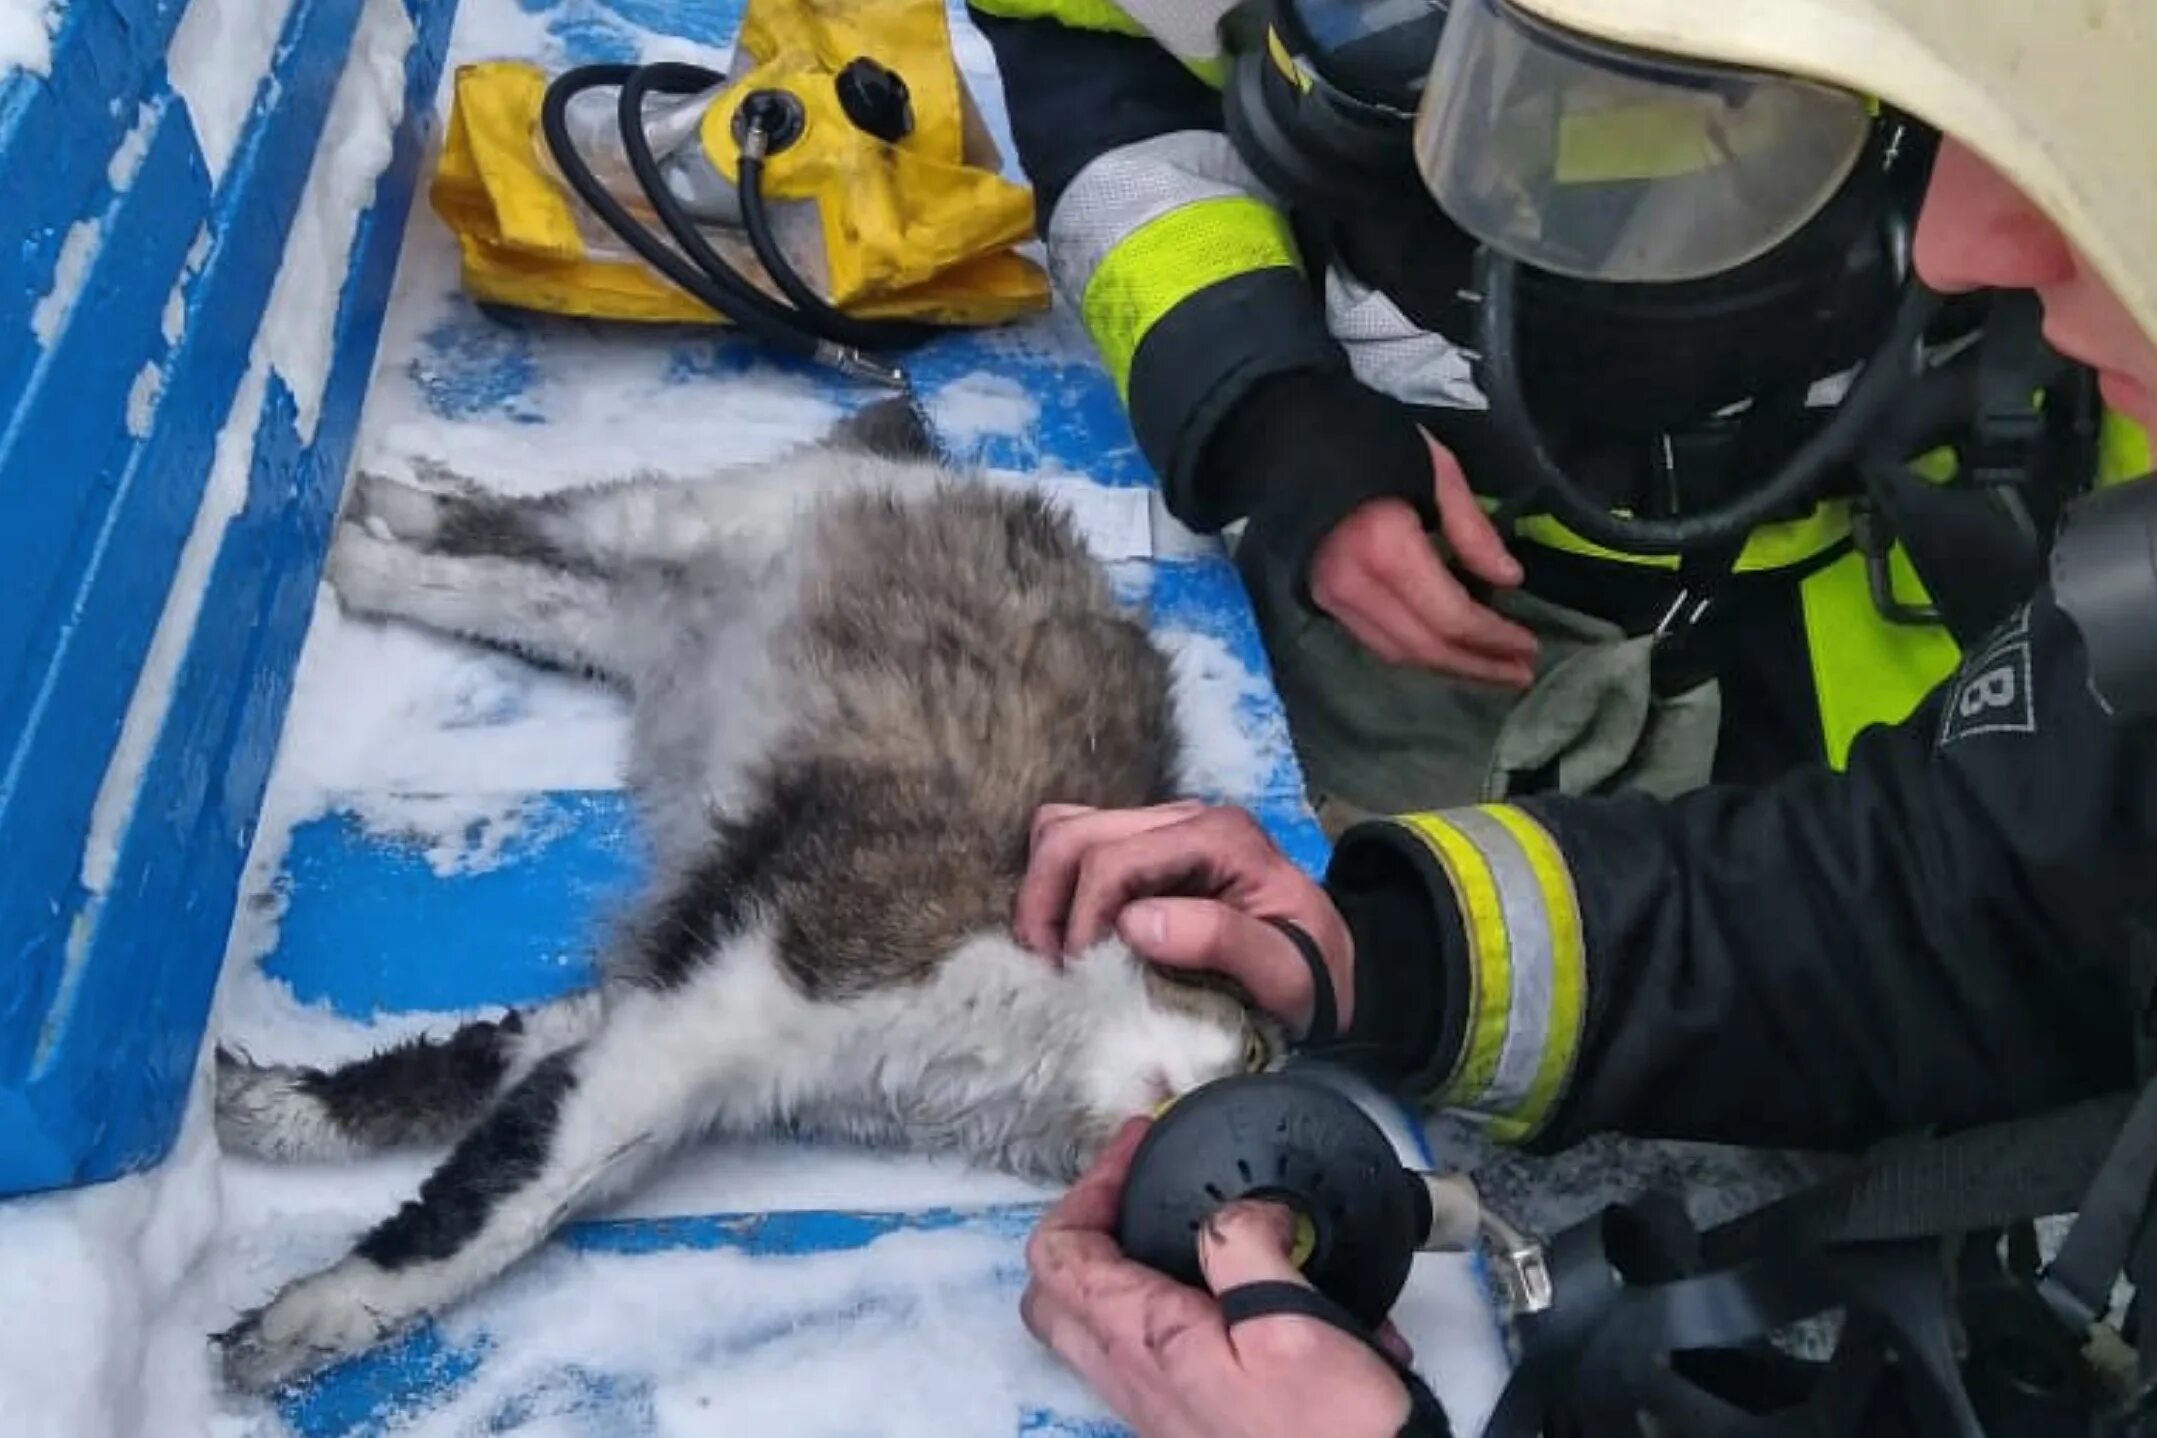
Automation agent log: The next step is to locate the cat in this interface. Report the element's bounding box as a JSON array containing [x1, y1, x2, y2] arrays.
[[210, 399, 1284, 1392]]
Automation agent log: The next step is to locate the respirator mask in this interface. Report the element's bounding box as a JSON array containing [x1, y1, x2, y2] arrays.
[[1224, 0, 2156, 714]]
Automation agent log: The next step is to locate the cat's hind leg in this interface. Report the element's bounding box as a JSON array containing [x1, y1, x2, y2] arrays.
[[212, 959, 778, 1393], [219, 989, 693, 1390], [215, 990, 605, 1161], [326, 520, 632, 684], [346, 468, 770, 575]]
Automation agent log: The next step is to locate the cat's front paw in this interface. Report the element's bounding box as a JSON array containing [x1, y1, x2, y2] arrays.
[[214, 1263, 401, 1393]]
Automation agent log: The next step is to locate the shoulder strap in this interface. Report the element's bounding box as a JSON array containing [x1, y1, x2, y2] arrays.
[[1702, 1090, 2133, 1267]]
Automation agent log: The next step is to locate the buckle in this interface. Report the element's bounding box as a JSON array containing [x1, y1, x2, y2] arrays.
[[1480, 1210, 1556, 1318], [1851, 500, 1942, 628]]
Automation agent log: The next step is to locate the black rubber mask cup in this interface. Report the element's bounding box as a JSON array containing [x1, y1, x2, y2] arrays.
[[1115, 1071, 1431, 1328]]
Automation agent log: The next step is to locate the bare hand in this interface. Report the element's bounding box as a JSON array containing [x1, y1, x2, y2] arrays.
[[1308, 436, 1537, 687], [1022, 1119, 1416, 1438], [1014, 802, 1353, 1040]]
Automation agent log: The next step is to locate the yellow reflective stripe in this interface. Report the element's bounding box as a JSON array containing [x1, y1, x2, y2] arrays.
[[967, 0, 1145, 35], [1481, 806, 1586, 1142], [1799, 545, 1962, 769], [2101, 411, 2153, 486], [1397, 814, 1511, 1107], [1078, 196, 1300, 397], [1394, 807, 1586, 1143], [1507, 502, 1851, 574]]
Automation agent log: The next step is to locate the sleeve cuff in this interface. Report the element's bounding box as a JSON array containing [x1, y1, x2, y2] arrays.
[[1326, 807, 1588, 1145], [1207, 369, 1441, 602], [1317, 819, 1467, 1097]]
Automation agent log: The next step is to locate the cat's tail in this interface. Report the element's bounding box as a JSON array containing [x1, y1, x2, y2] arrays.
[[214, 990, 604, 1161]]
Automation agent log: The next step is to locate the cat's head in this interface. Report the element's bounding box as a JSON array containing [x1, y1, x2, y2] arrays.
[[1062, 942, 1287, 1165]]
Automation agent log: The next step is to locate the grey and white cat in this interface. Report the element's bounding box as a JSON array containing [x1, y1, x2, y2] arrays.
[[209, 400, 1283, 1392]]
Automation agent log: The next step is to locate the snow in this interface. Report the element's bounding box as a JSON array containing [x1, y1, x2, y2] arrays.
[[168, 0, 299, 186], [258, 0, 414, 442], [0, 1051, 225, 1438], [1159, 628, 1290, 802], [81, 0, 413, 896], [0, 0, 57, 78], [927, 370, 1039, 444], [124, 359, 163, 437], [30, 217, 99, 345], [164, 281, 189, 344], [107, 100, 158, 190], [81, 360, 260, 893]]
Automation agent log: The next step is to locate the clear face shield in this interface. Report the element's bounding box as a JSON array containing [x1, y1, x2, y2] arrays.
[[1410, 0, 1876, 284]]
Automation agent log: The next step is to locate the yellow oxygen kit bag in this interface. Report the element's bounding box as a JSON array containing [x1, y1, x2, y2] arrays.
[[427, 0, 1051, 385]]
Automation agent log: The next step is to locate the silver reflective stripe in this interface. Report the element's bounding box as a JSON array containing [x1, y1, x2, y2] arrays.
[[1323, 264, 1489, 412], [1045, 130, 1277, 308], [1109, 0, 1240, 61], [1444, 807, 1557, 1118]]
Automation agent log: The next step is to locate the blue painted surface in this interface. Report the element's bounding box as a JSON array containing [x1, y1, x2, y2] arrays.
[[266, 794, 638, 1017], [0, 0, 460, 1192]]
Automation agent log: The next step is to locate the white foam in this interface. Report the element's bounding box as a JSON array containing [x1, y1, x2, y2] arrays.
[[0, 0, 57, 78], [30, 218, 99, 346], [167, 0, 297, 185]]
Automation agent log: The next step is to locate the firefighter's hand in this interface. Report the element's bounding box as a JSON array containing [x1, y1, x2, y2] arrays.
[[1013, 802, 1353, 1041], [1308, 436, 1537, 688], [1023, 1119, 1416, 1438]]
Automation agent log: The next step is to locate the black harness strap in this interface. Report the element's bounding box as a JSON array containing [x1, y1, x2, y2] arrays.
[[1488, 1078, 2157, 1438], [1702, 1091, 2132, 1266], [2042, 1076, 2157, 1331], [1264, 916, 1338, 1045], [1218, 1279, 1455, 1436]]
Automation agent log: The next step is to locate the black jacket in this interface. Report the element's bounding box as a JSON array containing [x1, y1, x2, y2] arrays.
[[1323, 583, 2151, 1152]]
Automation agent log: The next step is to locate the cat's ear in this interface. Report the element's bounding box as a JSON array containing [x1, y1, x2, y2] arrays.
[[827, 397, 940, 463]]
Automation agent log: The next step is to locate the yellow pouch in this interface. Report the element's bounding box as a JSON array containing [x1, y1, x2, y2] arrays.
[[428, 0, 1050, 328]]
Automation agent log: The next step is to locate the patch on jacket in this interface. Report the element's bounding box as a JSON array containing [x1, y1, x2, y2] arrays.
[[1939, 603, 2036, 747]]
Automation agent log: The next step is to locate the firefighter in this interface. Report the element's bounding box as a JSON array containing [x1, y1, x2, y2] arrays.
[[1007, 1, 2157, 1434], [967, 0, 2144, 830]]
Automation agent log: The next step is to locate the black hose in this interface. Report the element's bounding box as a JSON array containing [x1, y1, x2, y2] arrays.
[[733, 102, 936, 351], [614, 63, 933, 356], [539, 62, 925, 381], [1473, 247, 1943, 555]]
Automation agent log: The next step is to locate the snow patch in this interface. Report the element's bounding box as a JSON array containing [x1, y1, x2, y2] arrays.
[[124, 360, 163, 437], [81, 360, 262, 894], [162, 275, 189, 345], [0, 1051, 225, 1438], [1160, 628, 1286, 802], [167, 0, 297, 185], [0, 0, 57, 78], [927, 370, 1039, 443], [259, 0, 413, 442], [30, 218, 99, 346], [105, 99, 158, 190], [408, 1225, 1114, 1438]]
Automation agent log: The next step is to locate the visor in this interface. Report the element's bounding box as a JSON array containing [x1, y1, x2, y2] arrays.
[[1412, 0, 1874, 282]]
